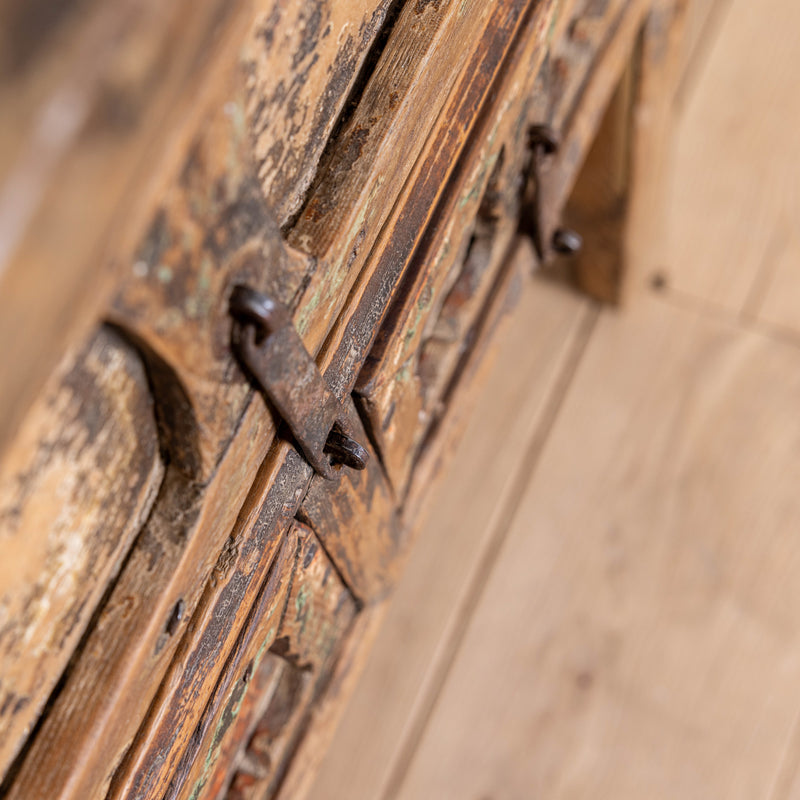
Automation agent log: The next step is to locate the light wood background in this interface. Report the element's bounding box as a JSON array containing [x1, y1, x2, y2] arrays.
[[308, 0, 800, 796]]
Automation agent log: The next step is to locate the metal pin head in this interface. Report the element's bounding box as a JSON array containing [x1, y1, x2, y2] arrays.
[[552, 228, 583, 255]]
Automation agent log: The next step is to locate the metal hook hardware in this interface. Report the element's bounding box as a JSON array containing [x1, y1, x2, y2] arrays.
[[230, 285, 369, 479], [523, 125, 583, 262]]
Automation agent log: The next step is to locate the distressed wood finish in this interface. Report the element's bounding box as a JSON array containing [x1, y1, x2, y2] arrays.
[[244, 0, 394, 225], [223, 523, 357, 800], [0, 0, 392, 458], [286, 0, 553, 358], [525, 0, 649, 269], [0, 0, 253, 457], [298, 401, 405, 604], [167, 530, 297, 800], [0, 327, 163, 779], [108, 469, 303, 800], [354, 0, 556, 496], [0, 1, 688, 797]]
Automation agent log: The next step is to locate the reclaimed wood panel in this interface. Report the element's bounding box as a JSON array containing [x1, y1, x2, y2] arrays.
[[0, 0, 392, 458], [352, 0, 561, 496], [0, 326, 163, 780], [107, 69, 307, 481], [286, 0, 555, 365], [165, 530, 296, 800], [245, 0, 394, 225], [3, 435, 302, 800], [299, 400, 404, 604], [108, 483, 301, 800], [222, 522, 357, 800]]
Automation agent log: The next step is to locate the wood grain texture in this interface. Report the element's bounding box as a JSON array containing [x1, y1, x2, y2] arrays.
[[286, 0, 553, 365], [168, 528, 297, 800], [307, 241, 591, 800], [3, 422, 296, 800], [224, 522, 358, 800], [108, 467, 308, 800], [107, 68, 305, 481], [318, 0, 558, 408], [397, 294, 800, 800], [756, 227, 800, 341], [244, 0, 394, 225], [352, 0, 560, 496], [663, 0, 800, 312], [0, 0, 252, 457], [298, 400, 404, 605], [0, 326, 163, 780]]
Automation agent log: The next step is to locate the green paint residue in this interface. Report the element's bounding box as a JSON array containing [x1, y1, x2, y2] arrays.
[[295, 583, 310, 614], [198, 256, 213, 292], [548, 0, 561, 45], [157, 265, 173, 283], [187, 623, 279, 800], [185, 295, 200, 319]]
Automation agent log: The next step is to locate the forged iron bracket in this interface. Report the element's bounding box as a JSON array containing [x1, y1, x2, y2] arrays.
[[229, 285, 369, 480]]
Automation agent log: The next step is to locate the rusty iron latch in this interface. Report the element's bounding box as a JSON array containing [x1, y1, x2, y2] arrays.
[[229, 285, 369, 479], [522, 124, 583, 262]]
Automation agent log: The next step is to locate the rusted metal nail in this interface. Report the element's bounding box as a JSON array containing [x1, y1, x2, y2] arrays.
[[166, 599, 185, 636], [552, 228, 583, 255], [229, 284, 369, 478], [324, 427, 369, 471], [528, 124, 559, 156], [229, 284, 290, 341]]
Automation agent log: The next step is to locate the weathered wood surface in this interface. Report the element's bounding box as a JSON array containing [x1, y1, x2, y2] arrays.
[[530, 0, 648, 267], [354, 0, 556, 496], [286, 0, 554, 360], [187, 653, 287, 800], [0, 1, 683, 797], [245, 0, 394, 225], [107, 70, 303, 481], [299, 400, 405, 604], [166, 529, 297, 800], [3, 424, 295, 800], [2, 4, 427, 789], [275, 606, 387, 800], [318, 0, 558, 407], [0, 326, 163, 780], [108, 473, 304, 800], [223, 522, 357, 800], [0, 0, 394, 459], [402, 238, 533, 520], [0, 0, 252, 458]]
